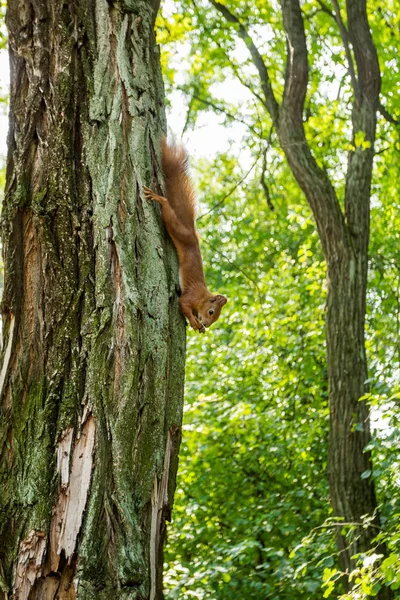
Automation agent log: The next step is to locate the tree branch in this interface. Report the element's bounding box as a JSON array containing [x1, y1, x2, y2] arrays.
[[191, 93, 262, 137], [311, 521, 381, 532], [192, 12, 269, 120], [344, 0, 381, 238], [279, 0, 347, 258], [201, 237, 267, 309], [346, 0, 380, 102], [198, 152, 261, 220], [182, 96, 194, 136], [210, 0, 280, 127], [231, 65, 269, 110], [315, 0, 335, 16], [260, 156, 274, 211], [208, 0, 348, 258], [280, 0, 309, 118], [378, 101, 398, 125], [315, 0, 359, 98], [206, 27, 269, 111], [331, 0, 359, 99], [261, 132, 275, 211]]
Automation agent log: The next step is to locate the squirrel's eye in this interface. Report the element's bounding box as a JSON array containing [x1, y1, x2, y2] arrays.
[[208, 309, 214, 316]]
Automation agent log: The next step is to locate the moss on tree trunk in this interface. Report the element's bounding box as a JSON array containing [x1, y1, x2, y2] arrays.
[[0, 1, 185, 598]]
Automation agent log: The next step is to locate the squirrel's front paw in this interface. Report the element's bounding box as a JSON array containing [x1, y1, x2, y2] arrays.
[[144, 186, 166, 205], [194, 317, 206, 334], [189, 316, 205, 333]]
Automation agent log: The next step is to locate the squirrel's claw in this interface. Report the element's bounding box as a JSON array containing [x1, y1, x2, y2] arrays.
[[144, 186, 166, 205], [143, 186, 155, 200], [194, 317, 206, 334], [189, 315, 205, 333]]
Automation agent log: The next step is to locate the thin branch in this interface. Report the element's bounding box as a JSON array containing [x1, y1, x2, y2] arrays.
[[230, 62, 269, 109], [331, 0, 359, 99], [315, 0, 360, 101], [315, 0, 335, 16], [191, 94, 262, 137], [202, 237, 260, 288], [303, 7, 329, 20], [179, 10, 267, 138], [189, 9, 270, 115], [335, 73, 347, 101], [208, 26, 269, 110], [260, 129, 275, 211], [201, 237, 267, 309], [260, 150, 274, 211], [198, 152, 261, 220], [312, 521, 381, 532], [210, 0, 280, 127], [253, 97, 265, 141], [182, 96, 194, 136], [378, 101, 399, 125], [374, 145, 391, 155]]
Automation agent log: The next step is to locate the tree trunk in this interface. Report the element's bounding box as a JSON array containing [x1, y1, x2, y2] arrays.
[[0, 1, 185, 599], [326, 247, 376, 561]]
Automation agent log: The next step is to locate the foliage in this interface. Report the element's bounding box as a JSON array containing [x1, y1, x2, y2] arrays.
[[0, 1, 6, 51], [164, 157, 336, 599], [157, 0, 400, 598]]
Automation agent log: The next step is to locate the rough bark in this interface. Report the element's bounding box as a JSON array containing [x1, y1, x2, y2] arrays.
[[0, 1, 185, 599], [211, 0, 391, 593]]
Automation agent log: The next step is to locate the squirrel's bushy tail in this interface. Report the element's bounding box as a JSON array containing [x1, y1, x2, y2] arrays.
[[161, 137, 197, 228]]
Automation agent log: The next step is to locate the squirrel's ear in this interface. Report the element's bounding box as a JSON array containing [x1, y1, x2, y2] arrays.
[[215, 294, 227, 306]]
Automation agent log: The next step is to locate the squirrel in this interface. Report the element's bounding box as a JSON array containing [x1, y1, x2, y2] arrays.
[[144, 138, 227, 333]]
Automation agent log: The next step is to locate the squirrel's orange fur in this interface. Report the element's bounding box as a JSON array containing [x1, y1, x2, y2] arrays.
[[144, 138, 227, 333]]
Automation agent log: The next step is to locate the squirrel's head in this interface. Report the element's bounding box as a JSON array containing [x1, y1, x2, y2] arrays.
[[197, 294, 227, 329]]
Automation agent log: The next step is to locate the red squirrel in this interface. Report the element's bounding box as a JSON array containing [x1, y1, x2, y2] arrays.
[[144, 139, 227, 333]]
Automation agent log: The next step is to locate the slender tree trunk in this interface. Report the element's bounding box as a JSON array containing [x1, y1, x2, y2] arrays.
[[326, 248, 376, 561], [0, 1, 185, 599]]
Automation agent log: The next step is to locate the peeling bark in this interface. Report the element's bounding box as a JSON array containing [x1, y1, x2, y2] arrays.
[[14, 531, 47, 600], [0, 1, 185, 598], [51, 416, 96, 566]]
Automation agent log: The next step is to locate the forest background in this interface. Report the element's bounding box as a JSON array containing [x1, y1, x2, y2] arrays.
[[0, 0, 399, 598], [155, 0, 400, 598]]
